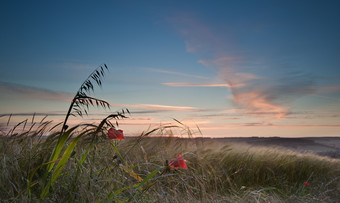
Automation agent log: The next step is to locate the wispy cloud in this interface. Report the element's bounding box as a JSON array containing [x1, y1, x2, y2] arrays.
[[111, 103, 198, 112], [144, 68, 209, 79], [0, 112, 65, 116], [59, 63, 97, 70], [169, 14, 318, 121], [200, 57, 317, 120], [0, 82, 73, 102], [315, 85, 340, 93], [162, 82, 236, 88], [199, 124, 340, 130], [168, 13, 221, 54]]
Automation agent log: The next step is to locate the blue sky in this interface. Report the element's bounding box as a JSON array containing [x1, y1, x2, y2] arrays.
[[1, 0, 340, 137]]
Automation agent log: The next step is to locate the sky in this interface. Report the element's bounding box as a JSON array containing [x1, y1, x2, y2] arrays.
[[1, 0, 340, 137]]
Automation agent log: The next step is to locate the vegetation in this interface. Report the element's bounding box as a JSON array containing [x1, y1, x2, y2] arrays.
[[0, 124, 339, 202], [0, 65, 339, 202]]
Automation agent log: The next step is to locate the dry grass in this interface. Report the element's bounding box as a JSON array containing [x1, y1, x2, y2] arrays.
[[0, 122, 339, 202]]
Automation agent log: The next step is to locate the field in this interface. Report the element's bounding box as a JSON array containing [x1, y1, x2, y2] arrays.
[[0, 120, 339, 202], [200, 137, 340, 159]]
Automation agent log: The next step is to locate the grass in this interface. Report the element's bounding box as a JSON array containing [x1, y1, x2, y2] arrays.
[[0, 121, 339, 202]]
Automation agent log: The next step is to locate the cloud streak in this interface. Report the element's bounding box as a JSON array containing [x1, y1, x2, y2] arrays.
[[111, 103, 198, 112], [0, 82, 73, 102], [162, 82, 235, 87], [144, 68, 209, 79]]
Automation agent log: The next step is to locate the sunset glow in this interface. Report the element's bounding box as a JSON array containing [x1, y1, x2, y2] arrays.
[[1, 1, 339, 137]]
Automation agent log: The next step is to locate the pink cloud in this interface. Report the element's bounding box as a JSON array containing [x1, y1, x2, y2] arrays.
[[233, 91, 288, 119], [200, 57, 287, 120], [169, 14, 317, 121], [110, 103, 198, 112]]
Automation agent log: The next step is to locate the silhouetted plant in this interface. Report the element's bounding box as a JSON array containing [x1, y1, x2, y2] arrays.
[[60, 64, 110, 135], [39, 64, 130, 198]]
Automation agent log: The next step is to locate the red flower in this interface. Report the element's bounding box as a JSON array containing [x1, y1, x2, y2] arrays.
[[108, 128, 124, 140], [169, 154, 188, 169], [303, 181, 310, 186]]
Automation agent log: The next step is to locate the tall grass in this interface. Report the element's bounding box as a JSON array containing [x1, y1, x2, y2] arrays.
[[0, 122, 339, 202]]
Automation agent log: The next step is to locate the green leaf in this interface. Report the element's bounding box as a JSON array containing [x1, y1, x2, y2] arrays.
[[114, 186, 130, 195], [27, 159, 61, 198], [133, 167, 162, 190], [127, 167, 163, 202], [47, 126, 78, 172], [110, 143, 123, 161], [41, 129, 91, 198]]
